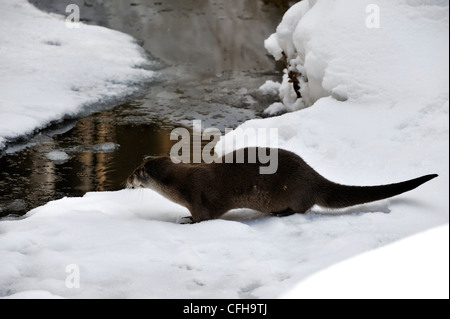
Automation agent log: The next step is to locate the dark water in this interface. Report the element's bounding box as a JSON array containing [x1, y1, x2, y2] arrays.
[[0, 0, 290, 217]]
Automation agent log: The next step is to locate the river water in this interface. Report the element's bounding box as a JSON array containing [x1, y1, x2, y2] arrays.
[[0, 0, 289, 217]]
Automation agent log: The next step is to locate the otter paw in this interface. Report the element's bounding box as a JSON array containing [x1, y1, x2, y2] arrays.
[[178, 216, 194, 224], [270, 208, 296, 217]]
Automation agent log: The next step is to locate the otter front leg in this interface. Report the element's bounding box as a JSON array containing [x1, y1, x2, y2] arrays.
[[187, 192, 221, 223], [177, 206, 213, 224], [179, 216, 194, 224], [179, 215, 210, 224], [177, 208, 212, 224], [190, 209, 214, 223]]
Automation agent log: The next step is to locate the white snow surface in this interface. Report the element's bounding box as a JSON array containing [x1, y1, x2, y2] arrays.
[[263, 0, 449, 113], [282, 224, 449, 299], [0, 0, 449, 299], [0, 0, 158, 150]]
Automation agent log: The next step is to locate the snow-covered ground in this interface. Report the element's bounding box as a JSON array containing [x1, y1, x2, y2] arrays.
[[282, 224, 449, 299], [0, 0, 159, 150], [0, 0, 448, 299]]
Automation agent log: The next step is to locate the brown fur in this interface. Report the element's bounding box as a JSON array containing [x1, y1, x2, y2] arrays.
[[127, 147, 437, 223]]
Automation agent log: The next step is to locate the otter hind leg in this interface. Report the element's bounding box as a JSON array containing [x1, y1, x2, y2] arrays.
[[271, 208, 296, 217], [271, 201, 314, 217]]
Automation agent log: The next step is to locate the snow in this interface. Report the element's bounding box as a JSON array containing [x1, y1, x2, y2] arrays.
[[263, 102, 286, 116], [2, 290, 65, 300], [282, 224, 449, 299], [3, 190, 445, 299], [0, 0, 449, 299], [263, 0, 449, 113], [0, 0, 159, 150], [258, 80, 281, 96]]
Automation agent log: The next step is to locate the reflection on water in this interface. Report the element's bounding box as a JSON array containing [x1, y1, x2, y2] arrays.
[[30, 0, 287, 77], [0, 0, 290, 218], [0, 104, 177, 217]]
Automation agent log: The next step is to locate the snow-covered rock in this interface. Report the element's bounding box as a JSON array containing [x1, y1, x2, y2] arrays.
[[263, 0, 449, 113]]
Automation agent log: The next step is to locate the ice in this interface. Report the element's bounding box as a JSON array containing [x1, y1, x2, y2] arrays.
[[89, 143, 119, 153], [46, 150, 70, 163], [0, 0, 159, 150]]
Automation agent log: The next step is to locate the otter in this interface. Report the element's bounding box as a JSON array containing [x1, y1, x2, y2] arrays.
[[126, 147, 437, 223]]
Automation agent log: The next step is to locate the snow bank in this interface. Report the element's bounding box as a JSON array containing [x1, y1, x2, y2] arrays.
[[0, 0, 159, 150], [216, 0, 449, 297], [282, 224, 449, 299], [0, 0, 448, 299], [1, 190, 444, 299], [263, 0, 449, 113]]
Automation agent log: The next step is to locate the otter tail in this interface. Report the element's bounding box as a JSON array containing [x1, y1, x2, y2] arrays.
[[316, 174, 438, 209]]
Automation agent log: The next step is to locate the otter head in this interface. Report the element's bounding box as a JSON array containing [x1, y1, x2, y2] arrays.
[[126, 156, 172, 190], [126, 156, 189, 208]]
